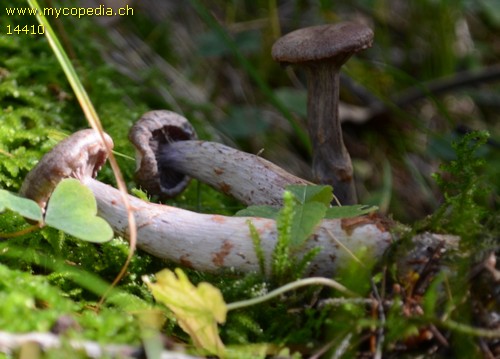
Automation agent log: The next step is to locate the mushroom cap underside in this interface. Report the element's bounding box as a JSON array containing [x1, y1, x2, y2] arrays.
[[128, 110, 197, 199]]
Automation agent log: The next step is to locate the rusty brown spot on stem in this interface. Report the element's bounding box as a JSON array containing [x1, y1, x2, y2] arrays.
[[211, 215, 226, 224], [180, 254, 194, 268], [341, 213, 391, 236], [219, 181, 231, 194], [212, 240, 233, 267]]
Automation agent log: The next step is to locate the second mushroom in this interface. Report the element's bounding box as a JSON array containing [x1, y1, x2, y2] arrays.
[[272, 22, 374, 205]]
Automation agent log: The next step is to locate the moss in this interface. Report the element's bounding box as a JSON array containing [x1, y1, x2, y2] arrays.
[[0, 263, 143, 343], [426, 131, 491, 245], [0, 264, 75, 332]]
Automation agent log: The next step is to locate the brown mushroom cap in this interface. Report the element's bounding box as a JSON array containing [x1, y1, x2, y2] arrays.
[[20, 130, 113, 210], [128, 110, 197, 199], [272, 22, 373, 65]]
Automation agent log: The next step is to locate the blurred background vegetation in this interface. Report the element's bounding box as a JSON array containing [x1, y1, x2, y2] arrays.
[[38, 0, 500, 221], [1, 0, 500, 357], [3, 0, 500, 221]]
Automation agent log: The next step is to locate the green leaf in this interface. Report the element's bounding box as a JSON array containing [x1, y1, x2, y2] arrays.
[[324, 204, 378, 219], [145, 268, 227, 356], [0, 189, 43, 222], [290, 202, 326, 247], [235, 205, 279, 219], [44, 179, 113, 243], [287, 184, 333, 205]]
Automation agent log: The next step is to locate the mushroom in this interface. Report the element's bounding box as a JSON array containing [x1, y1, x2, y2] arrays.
[[129, 110, 311, 206], [19, 129, 113, 210], [20, 127, 394, 277], [129, 110, 197, 200], [272, 22, 374, 205]]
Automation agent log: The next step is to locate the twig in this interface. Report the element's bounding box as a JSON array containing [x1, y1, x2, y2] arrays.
[[429, 325, 449, 347], [330, 333, 353, 359], [226, 277, 358, 312], [0, 331, 199, 359], [0, 148, 13, 158], [371, 279, 385, 359], [341, 64, 500, 123], [0, 224, 41, 239], [438, 319, 500, 339], [325, 227, 365, 267], [309, 338, 337, 359], [391, 64, 500, 110], [318, 297, 394, 308]]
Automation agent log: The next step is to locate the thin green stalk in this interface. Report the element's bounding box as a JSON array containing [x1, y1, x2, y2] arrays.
[[26, 0, 101, 133], [226, 277, 357, 312], [438, 319, 500, 339], [268, 0, 281, 39], [25, 0, 137, 302]]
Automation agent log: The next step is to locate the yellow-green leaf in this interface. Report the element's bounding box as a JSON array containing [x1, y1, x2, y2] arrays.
[[144, 268, 227, 356]]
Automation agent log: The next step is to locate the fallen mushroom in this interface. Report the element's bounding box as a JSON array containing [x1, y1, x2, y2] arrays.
[[272, 22, 374, 205], [20, 127, 393, 277], [129, 110, 311, 206], [19, 129, 113, 210]]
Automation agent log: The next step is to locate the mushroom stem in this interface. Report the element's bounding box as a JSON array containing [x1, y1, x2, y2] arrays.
[[83, 177, 392, 277], [128, 110, 311, 206], [158, 140, 311, 206], [306, 63, 356, 204]]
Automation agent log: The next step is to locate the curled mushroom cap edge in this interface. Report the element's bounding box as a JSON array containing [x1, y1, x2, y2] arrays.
[[19, 129, 114, 210], [128, 110, 198, 200]]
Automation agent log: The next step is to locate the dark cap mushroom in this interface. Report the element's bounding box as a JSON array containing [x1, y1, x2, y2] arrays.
[[128, 110, 197, 200], [20, 130, 113, 210], [272, 22, 374, 205]]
